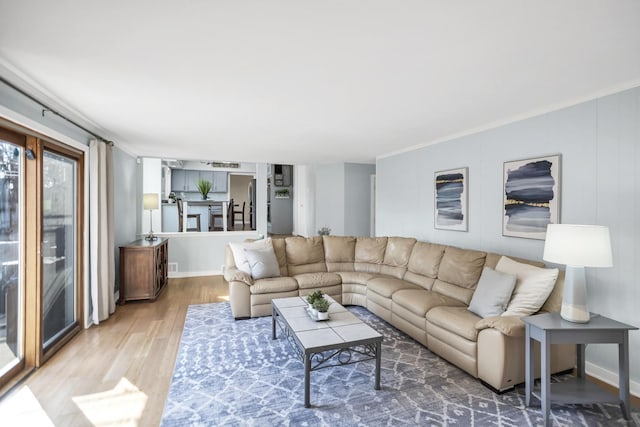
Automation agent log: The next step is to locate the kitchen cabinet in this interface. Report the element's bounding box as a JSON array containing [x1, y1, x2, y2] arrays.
[[171, 169, 227, 193], [119, 238, 168, 303], [171, 169, 199, 192], [212, 171, 228, 192]]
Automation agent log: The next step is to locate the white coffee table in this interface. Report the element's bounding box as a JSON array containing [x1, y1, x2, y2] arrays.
[[271, 296, 383, 408]]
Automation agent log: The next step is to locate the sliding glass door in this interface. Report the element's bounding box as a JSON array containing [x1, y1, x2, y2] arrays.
[[42, 150, 78, 349], [0, 123, 84, 390], [0, 132, 24, 383]]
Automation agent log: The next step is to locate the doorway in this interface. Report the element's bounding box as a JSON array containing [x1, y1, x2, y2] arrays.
[[229, 174, 255, 230]]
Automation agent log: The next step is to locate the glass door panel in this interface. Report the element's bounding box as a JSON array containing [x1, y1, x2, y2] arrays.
[[0, 140, 22, 376], [42, 150, 77, 349]]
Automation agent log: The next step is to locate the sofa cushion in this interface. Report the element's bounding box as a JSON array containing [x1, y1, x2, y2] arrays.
[[250, 277, 298, 295], [381, 237, 417, 278], [496, 256, 559, 317], [285, 236, 327, 275], [293, 272, 342, 290], [244, 245, 281, 280], [229, 238, 273, 274], [467, 267, 517, 318], [392, 288, 465, 318], [271, 238, 288, 276], [407, 242, 446, 279], [355, 237, 387, 264], [323, 236, 356, 272], [337, 271, 379, 286], [367, 276, 419, 298], [427, 306, 481, 342], [437, 246, 486, 289]]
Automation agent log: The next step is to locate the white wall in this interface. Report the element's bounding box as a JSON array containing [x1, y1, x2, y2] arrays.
[[376, 86, 640, 394]]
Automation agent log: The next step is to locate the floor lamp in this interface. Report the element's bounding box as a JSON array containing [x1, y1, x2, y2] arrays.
[[143, 193, 159, 241], [542, 224, 612, 323]]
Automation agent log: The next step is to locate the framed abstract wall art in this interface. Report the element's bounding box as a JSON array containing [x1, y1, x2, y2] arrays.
[[503, 154, 561, 239], [434, 167, 468, 231]]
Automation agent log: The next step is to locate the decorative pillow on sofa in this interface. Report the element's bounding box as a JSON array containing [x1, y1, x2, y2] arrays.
[[229, 238, 272, 274], [496, 256, 559, 317], [467, 267, 517, 318], [244, 245, 281, 280]]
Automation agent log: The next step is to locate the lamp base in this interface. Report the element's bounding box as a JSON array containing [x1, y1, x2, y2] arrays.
[[561, 266, 590, 323], [145, 233, 158, 241]]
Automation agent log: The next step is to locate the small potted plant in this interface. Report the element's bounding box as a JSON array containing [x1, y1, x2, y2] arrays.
[[196, 178, 212, 200], [318, 226, 331, 236], [312, 298, 330, 320], [306, 290, 323, 312]]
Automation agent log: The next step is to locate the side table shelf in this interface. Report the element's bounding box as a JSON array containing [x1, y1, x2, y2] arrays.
[[119, 237, 169, 303]]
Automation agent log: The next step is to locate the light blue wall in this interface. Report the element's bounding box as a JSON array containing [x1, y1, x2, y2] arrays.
[[345, 163, 376, 237], [112, 147, 139, 289], [315, 163, 346, 235], [376, 86, 640, 393]]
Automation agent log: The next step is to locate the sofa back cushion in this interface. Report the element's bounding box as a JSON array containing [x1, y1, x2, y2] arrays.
[[380, 237, 416, 279], [323, 236, 356, 272], [285, 236, 327, 275], [271, 238, 289, 276], [433, 246, 486, 304], [354, 237, 388, 273], [404, 242, 446, 289]]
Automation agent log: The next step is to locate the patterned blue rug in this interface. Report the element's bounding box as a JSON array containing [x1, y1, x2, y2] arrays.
[[161, 302, 638, 426]]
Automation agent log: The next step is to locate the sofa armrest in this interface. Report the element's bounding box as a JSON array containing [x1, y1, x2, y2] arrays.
[[475, 316, 525, 337], [224, 267, 254, 287]]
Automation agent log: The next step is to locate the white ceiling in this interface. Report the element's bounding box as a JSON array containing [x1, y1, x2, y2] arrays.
[[1, 1, 640, 165]]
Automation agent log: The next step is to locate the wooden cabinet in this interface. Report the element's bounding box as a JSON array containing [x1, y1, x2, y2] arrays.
[[119, 238, 168, 303]]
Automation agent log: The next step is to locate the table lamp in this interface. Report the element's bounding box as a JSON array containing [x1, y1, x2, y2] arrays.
[[143, 193, 159, 241], [543, 224, 612, 323]]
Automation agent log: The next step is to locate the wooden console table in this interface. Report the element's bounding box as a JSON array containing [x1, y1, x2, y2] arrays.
[[523, 312, 637, 426], [119, 237, 168, 303]]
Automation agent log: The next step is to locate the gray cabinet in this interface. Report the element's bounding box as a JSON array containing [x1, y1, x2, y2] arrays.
[[212, 171, 227, 192], [273, 164, 292, 187], [171, 169, 227, 193]]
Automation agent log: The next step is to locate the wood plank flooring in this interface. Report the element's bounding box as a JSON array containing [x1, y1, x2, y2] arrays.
[[0, 276, 228, 426]]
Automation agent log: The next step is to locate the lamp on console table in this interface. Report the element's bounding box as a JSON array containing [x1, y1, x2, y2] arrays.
[[542, 224, 612, 323], [143, 193, 159, 241]]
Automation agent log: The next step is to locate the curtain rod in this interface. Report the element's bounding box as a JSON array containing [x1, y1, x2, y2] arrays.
[[0, 75, 114, 145]]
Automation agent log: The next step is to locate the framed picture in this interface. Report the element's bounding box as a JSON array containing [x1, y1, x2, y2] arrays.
[[434, 167, 468, 231], [503, 154, 561, 239]]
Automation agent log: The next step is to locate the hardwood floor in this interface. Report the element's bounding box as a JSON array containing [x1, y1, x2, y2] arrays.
[[0, 276, 228, 426]]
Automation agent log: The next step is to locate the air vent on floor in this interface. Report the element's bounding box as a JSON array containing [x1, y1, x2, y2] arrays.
[[168, 262, 178, 273]]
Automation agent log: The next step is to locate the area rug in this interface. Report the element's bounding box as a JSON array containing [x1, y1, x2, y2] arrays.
[[161, 302, 638, 426]]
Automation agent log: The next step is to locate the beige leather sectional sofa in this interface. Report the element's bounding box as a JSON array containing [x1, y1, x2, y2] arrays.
[[224, 235, 575, 392]]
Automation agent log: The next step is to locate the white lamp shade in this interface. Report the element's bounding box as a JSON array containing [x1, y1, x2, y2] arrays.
[[543, 224, 612, 267], [143, 193, 159, 210]]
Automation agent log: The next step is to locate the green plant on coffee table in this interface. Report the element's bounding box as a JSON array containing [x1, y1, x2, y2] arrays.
[[312, 297, 330, 313], [306, 290, 323, 305]]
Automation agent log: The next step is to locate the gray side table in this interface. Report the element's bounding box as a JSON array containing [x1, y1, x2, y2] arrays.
[[523, 312, 637, 426]]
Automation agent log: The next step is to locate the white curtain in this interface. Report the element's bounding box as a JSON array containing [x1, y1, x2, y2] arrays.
[[89, 139, 115, 323]]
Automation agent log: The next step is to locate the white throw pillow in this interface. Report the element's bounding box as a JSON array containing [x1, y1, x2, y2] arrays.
[[244, 245, 281, 280], [468, 267, 517, 318], [229, 238, 272, 274], [496, 256, 559, 317]]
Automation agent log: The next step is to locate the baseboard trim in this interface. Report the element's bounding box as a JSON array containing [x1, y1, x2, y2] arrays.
[[169, 270, 221, 278], [585, 362, 640, 404]]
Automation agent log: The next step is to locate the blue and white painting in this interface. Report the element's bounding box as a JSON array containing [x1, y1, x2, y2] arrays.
[[503, 155, 561, 239], [435, 167, 468, 231]]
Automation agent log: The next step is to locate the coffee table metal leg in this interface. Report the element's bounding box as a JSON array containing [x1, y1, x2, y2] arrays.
[[272, 307, 276, 340], [304, 353, 311, 408], [375, 341, 381, 390]]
